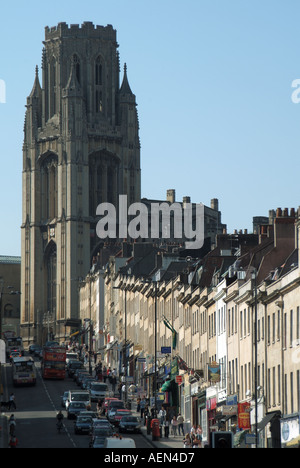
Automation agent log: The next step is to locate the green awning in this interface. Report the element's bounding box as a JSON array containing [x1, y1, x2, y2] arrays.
[[161, 380, 172, 391]]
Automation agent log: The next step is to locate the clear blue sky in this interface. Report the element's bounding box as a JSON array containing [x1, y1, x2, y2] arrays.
[[0, 0, 300, 256]]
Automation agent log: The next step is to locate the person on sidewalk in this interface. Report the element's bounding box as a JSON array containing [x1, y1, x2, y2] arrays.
[[163, 418, 170, 438], [183, 433, 192, 448], [171, 415, 178, 436], [158, 407, 166, 425], [177, 413, 185, 436]]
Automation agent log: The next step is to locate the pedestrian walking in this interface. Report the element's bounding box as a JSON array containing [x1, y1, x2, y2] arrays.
[[158, 407, 166, 425], [171, 415, 178, 436], [164, 418, 170, 438], [140, 397, 146, 418], [9, 393, 16, 410], [177, 413, 185, 436]]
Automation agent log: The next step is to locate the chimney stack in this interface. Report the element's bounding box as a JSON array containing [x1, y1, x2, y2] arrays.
[[167, 189, 175, 204]]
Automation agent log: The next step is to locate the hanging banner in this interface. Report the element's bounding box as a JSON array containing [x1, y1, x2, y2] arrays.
[[238, 402, 251, 430]]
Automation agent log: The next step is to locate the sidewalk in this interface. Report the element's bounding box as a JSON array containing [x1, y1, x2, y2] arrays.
[[85, 361, 185, 450], [131, 408, 184, 449]]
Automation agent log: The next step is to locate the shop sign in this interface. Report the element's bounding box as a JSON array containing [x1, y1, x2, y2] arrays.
[[208, 361, 220, 383], [175, 375, 183, 384], [223, 405, 238, 416]]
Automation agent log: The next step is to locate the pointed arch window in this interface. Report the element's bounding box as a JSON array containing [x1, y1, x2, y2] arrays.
[[95, 57, 102, 85], [49, 57, 57, 117], [41, 154, 58, 221], [73, 54, 81, 84], [95, 56, 104, 114], [46, 242, 57, 316]]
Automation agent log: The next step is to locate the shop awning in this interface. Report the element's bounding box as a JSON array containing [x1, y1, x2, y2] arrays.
[[161, 380, 172, 391], [257, 411, 280, 431]]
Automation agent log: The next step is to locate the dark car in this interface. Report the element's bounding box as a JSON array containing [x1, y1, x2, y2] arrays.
[[33, 346, 43, 357], [68, 360, 84, 378], [29, 344, 40, 354], [67, 402, 87, 419], [74, 416, 93, 434], [119, 415, 141, 433], [89, 425, 114, 448], [79, 410, 98, 420]]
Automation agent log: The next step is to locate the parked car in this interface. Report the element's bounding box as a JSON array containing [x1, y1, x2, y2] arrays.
[[119, 415, 141, 433], [102, 397, 119, 415], [76, 371, 90, 386], [79, 410, 98, 420], [68, 361, 84, 378], [106, 399, 125, 415], [81, 376, 94, 390], [66, 390, 91, 410], [66, 352, 79, 364], [33, 346, 43, 357], [108, 409, 132, 426], [67, 402, 87, 419], [29, 344, 40, 354], [91, 436, 106, 448], [61, 391, 69, 408], [89, 382, 109, 402], [89, 421, 114, 447], [74, 415, 93, 434]]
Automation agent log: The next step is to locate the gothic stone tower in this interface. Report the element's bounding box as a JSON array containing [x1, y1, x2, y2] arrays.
[[21, 22, 141, 345]]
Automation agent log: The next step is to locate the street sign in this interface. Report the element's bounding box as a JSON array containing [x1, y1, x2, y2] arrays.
[[161, 346, 171, 354], [245, 433, 258, 445], [0, 340, 6, 364]]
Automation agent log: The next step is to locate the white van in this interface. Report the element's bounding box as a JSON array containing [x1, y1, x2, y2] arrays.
[[104, 437, 136, 448], [89, 382, 109, 402], [66, 390, 91, 410]]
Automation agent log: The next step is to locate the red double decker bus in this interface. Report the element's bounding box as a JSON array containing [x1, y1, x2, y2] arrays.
[[41, 346, 66, 380]]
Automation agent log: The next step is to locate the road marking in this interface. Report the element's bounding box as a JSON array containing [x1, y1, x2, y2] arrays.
[[36, 364, 77, 448]]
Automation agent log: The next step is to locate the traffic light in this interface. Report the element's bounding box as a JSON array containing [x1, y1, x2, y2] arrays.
[[211, 431, 233, 448]]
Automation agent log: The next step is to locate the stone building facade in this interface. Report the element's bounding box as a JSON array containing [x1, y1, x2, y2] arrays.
[[21, 22, 141, 345]]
